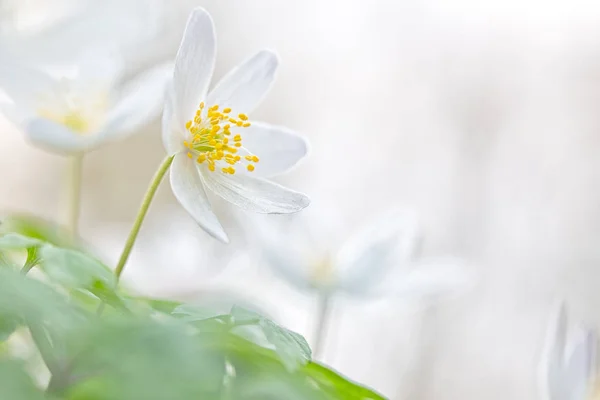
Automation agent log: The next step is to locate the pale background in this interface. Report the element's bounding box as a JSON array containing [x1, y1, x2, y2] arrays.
[[2, 0, 600, 399]]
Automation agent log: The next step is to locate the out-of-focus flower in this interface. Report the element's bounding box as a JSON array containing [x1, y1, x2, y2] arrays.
[[0, 54, 171, 154], [0, 0, 166, 74], [542, 303, 598, 400], [163, 8, 310, 244], [252, 208, 471, 299]]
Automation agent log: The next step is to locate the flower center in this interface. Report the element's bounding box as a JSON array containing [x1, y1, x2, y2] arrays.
[[183, 103, 259, 174], [37, 79, 108, 135]]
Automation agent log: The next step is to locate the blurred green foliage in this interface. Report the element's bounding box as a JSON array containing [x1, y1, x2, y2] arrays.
[[0, 216, 386, 399]]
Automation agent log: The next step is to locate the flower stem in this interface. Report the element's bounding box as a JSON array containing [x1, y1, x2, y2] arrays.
[[67, 154, 84, 240], [312, 292, 332, 360], [114, 155, 174, 281]]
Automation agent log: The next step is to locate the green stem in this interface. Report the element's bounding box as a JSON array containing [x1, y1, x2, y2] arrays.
[[67, 154, 84, 240], [21, 247, 39, 275], [114, 155, 174, 281], [312, 292, 332, 360]]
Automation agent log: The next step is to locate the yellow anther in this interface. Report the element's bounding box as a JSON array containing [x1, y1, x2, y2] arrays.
[[182, 102, 258, 175]]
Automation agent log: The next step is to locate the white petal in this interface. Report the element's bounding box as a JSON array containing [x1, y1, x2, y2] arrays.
[[334, 209, 420, 295], [0, 62, 55, 117], [25, 118, 96, 154], [100, 63, 172, 142], [173, 8, 216, 128], [200, 170, 310, 214], [563, 330, 597, 400], [206, 50, 279, 115], [162, 84, 184, 155], [239, 122, 308, 177], [170, 153, 228, 243], [543, 303, 570, 400]]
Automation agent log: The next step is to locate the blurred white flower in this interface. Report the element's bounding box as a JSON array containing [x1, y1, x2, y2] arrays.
[[0, 0, 165, 74], [253, 208, 471, 299], [163, 8, 310, 244], [0, 55, 171, 154], [542, 303, 598, 400]]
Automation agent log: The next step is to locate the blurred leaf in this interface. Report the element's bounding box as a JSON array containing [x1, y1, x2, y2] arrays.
[[0, 214, 71, 248], [0, 359, 45, 400], [231, 306, 311, 371], [40, 246, 114, 288], [0, 268, 82, 330], [303, 362, 386, 400], [64, 318, 225, 400], [0, 233, 46, 250], [0, 317, 18, 341], [39, 246, 127, 312], [135, 297, 182, 314]]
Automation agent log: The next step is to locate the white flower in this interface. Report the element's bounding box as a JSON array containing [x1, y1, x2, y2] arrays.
[[162, 8, 310, 244], [0, 0, 164, 73], [0, 54, 171, 154], [252, 208, 471, 299], [542, 303, 597, 400]]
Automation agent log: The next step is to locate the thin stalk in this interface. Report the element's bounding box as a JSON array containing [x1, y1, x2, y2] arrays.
[[67, 154, 84, 240], [114, 155, 174, 281], [312, 292, 332, 360]]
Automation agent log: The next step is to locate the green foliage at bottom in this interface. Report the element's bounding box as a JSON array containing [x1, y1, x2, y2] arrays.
[[0, 229, 386, 400]]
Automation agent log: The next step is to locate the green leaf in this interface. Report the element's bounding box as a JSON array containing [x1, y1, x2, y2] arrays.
[[0, 359, 45, 400], [0, 317, 18, 341], [0, 214, 71, 248], [0, 233, 46, 250], [230, 306, 311, 371], [303, 362, 387, 400], [39, 246, 127, 312], [40, 246, 114, 288], [64, 318, 225, 400]]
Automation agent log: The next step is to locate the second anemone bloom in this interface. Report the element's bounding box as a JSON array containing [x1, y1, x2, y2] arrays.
[[163, 8, 310, 243]]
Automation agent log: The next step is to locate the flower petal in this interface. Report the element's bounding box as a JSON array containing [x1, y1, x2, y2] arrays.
[[563, 329, 597, 400], [99, 63, 172, 142], [162, 84, 184, 155], [239, 122, 308, 177], [0, 62, 55, 119], [25, 118, 95, 154], [200, 170, 310, 214], [205, 50, 279, 115], [334, 210, 419, 296], [173, 7, 216, 128], [170, 153, 228, 243]]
